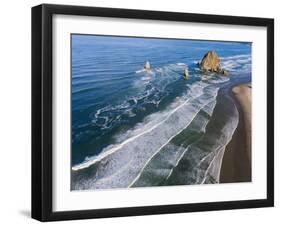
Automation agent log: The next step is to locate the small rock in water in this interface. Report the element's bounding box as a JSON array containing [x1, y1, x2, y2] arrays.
[[144, 61, 151, 70], [183, 67, 189, 79], [221, 69, 229, 76]]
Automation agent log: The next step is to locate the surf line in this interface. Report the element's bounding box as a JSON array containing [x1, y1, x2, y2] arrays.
[[72, 84, 209, 171], [128, 97, 218, 188], [162, 100, 217, 183], [197, 100, 239, 184], [200, 146, 226, 184]]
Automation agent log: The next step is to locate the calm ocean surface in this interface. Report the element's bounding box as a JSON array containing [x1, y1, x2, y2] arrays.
[[71, 35, 251, 190]]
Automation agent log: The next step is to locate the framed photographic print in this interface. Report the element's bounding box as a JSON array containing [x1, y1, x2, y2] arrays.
[[32, 4, 274, 221]]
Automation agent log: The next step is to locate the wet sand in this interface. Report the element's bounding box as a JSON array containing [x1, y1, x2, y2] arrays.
[[220, 83, 252, 183]]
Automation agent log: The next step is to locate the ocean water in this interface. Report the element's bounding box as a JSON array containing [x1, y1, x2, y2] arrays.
[[71, 34, 251, 190]]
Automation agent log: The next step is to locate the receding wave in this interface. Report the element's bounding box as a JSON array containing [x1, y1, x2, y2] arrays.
[[165, 95, 238, 185], [131, 95, 238, 187], [130, 100, 217, 187]]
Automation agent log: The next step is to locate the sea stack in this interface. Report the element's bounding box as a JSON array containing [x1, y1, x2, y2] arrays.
[[183, 67, 189, 79], [199, 50, 229, 75], [200, 50, 221, 72], [144, 61, 151, 70]]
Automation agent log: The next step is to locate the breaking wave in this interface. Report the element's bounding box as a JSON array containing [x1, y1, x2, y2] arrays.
[[221, 54, 251, 73], [71, 79, 240, 190], [131, 96, 238, 187]]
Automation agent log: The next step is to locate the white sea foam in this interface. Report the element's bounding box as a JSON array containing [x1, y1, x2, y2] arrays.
[[130, 95, 239, 187], [208, 76, 230, 84], [127, 99, 215, 187], [135, 69, 146, 73], [200, 146, 226, 184], [141, 76, 152, 81], [90, 63, 188, 132], [172, 96, 239, 185], [200, 75, 230, 84], [176, 63, 186, 66], [130, 100, 217, 187], [72, 82, 219, 190], [113, 82, 209, 144], [73, 81, 209, 171], [197, 102, 239, 184], [221, 54, 251, 73]]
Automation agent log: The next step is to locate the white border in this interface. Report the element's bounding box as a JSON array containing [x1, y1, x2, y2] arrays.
[[53, 15, 267, 211]]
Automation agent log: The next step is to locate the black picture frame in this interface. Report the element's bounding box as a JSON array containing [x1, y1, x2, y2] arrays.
[[32, 4, 274, 222]]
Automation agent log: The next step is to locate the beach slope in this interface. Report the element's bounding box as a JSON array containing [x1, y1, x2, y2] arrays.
[[220, 83, 252, 183]]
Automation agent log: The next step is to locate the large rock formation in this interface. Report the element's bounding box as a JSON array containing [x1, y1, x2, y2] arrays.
[[199, 50, 221, 72], [199, 50, 229, 76]]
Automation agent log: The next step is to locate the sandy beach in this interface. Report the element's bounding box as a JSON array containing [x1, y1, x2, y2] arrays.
[[220, 83, 252, 183]]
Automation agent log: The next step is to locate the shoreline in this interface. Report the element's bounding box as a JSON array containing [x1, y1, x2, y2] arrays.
[[220, 83, 252, 183]]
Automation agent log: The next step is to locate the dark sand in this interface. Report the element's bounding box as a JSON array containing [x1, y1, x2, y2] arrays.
[[220, 84, 252, 183]]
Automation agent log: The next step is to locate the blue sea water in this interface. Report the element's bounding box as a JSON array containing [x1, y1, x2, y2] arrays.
[[71, 34, 251, 190]]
